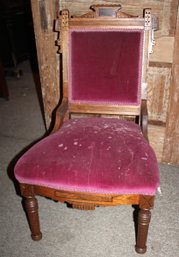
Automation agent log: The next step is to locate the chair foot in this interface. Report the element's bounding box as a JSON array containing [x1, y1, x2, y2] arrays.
[[31, 233, 42, 241], [24, 196, 42, 241], [135, 246, 147, 254], [135, 209, 151, 254]]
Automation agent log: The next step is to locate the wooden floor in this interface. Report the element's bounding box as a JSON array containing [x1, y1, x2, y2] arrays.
[[148, 124, 165, 163]]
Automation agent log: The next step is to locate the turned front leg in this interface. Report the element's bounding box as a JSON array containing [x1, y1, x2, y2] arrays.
[[135, 209, 151, 254], [24, 196, 42, 241]]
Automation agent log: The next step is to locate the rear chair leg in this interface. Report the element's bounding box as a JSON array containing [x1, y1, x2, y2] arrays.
[[135, 208, 151, 254], [24, 196, 42, 241]]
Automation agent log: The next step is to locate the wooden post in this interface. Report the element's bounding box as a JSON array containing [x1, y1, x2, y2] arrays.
[[162, 5, 179, 164], [135, 195, 154, 254], [135, 209, 151, 254], [25, 196, 42, 241], [30, 0, 60, 127], [20, 184, 42, 240]]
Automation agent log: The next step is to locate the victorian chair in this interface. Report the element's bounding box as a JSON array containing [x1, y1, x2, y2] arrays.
[[14, 5, 160, 254]]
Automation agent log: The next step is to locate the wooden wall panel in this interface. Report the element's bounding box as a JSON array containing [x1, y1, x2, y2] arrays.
[[147, 65, 171, 123], [150, 37, 175, 63], [148, 125, 165, 162], [31, 0, 60, 127], [163, 6, 179, 164]]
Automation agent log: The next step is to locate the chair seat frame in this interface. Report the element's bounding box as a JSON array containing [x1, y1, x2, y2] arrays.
[[20, 183, 154, 254]]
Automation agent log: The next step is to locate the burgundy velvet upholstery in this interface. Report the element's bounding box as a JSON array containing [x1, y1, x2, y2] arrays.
[[69, 29, 143, 105], [15, 118, 160, 195]]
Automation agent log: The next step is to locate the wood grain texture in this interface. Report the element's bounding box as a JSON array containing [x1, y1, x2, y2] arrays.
[[162, 6, 179, 164], [150, 37, 175, 63], [34, 185, 140, 207], [148, 124, 165, 162], [147, 65, 171, 122], [69, 103, 140, 116], [60, 0, 178, 35], [31, 0, 60, 127]]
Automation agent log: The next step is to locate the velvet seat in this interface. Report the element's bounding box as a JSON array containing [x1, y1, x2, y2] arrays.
[[14, 5, 160, 254], [15, 118, 159, 195]]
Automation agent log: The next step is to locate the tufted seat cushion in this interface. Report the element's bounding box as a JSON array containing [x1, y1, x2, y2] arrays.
[[14, 118, 160, 195]]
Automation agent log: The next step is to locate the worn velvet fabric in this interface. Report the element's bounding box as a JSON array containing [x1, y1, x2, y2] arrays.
[[15, 118, 160, 195], [69, 29, 143, 105]]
